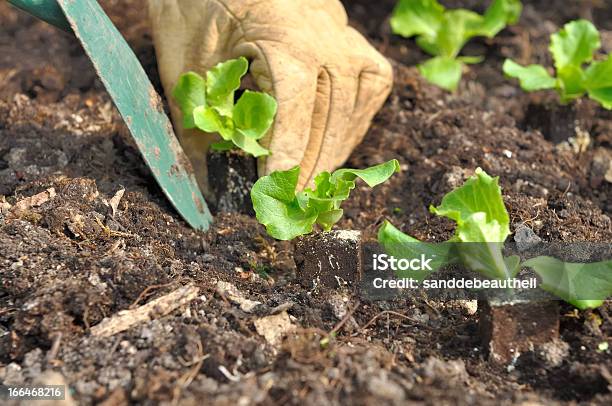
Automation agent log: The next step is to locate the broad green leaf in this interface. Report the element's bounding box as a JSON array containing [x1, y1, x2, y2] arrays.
[[317, 209, 344, 231], [233, 130, 270, 157], [175, 58, 278, 157], [193, 106, 234, 140], [252, 161, 400, 240], [206, 57, 249, 115], [390, 0, 445, 39], [550, 19, 600, 71], [455, 213, 514, 279], [479, 0, 522, 37], [504, 255, 521, 276], [377, 221, 458, 281], [416, 35, 441, 56], [172, 72, 206, 129], [251, 166, 318, 240], [392, 0, 521, 92], [234, 90, 278, 139], [585, 55, 612, 109], [418, 57, 463, 91], [523, 256, 612, 309], [430, 168, 510, 242], [211, 140, 235, 152], [331, 159, 401, 188], [437, 10, 484, 58], [503, 59, 557, 91], [557, 65, 587, 102], [458, 55, 485, 65]]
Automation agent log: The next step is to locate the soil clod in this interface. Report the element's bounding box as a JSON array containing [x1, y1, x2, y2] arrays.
[[207, 149, 258, 215], [523, 99, 595, 144], [295, 230, 363, 289], [479, 299, 560, 364]]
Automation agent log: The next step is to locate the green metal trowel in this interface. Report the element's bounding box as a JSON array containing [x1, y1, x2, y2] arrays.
[[7, 0, 213, 231]]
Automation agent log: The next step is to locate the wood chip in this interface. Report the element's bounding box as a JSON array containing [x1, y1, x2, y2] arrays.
[[254, 311, 295, 346], [90, 284, 199, 337], [216, 281, 261, 313], [11, 188, 56, 215], [107, 188, 125, 217]]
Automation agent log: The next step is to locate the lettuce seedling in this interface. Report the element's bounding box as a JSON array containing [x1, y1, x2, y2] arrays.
[[251, 160, 400, 241], [391, 0, 522, 91], [504, 19, 612, 109], [173, 57, 277, 157], [378, 168, 612, 309]]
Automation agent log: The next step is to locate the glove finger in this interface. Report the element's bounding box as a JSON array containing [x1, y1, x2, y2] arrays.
[[300, 66, 360, 188], [309, 0, 348, 26], [298, 68, 332, 189], [342, 28, 394, 158], [235, 44, 319, 180]]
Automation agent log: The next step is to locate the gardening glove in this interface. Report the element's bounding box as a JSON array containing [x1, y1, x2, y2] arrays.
[[148, 0, 393, 192]]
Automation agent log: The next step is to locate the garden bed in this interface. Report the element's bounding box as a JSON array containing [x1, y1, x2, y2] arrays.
[[0, 0, 611, 404]]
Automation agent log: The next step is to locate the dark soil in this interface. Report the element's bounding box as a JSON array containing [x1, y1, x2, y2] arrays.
[[1, 1, 611, 405]]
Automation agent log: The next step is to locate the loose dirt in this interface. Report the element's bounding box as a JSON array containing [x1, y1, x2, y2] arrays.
[[1, 1, 610, 404]]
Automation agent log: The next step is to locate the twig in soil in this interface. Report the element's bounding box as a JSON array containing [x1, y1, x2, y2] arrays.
[[90, 284, 199, 337], [561, 180, 572, 198], [218, 365, 241, 382], [421, 295, 441, 318], [94, 217, 134, 239], [519, 30, 531, 65], [328, 302, 359, 337], [46, 332, 62, 367], [358, 310, 433, 334], [129, 281, 179, 309], [172, 339, 208, 406]]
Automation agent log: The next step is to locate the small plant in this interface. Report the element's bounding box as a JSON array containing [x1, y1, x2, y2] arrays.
[[504, 19, 612, 109], [251, 160, 400, 241], [390, 0, 522, 91], [378, 168, 612, 309], [173, 57, 277, 157]]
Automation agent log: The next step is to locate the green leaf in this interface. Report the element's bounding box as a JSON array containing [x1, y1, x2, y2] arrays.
[[251, 166, 318, 241], [523, 256, 612, 309], [455, 213, 514, 279], [557, 65, 587, 102], [458, 55, 485, 65], [585, 55, 612, 109], [418, 56, 463, 91], [211, 140, 235, 152], [390, 0, 445, 39], [377, 221, 458, 281], [175, 58, 278, 157], [234, 90, 278, 139], [436, 10, 485, 58], [252, 161, 400, 240], [392, 1, 521, 92], [430, 168, 514, 279], [480, 0, 523, 37], [233, 130, 270, 157], [416, 35, 440, 56], [193, 106, 234, 140], [206, 57, 249, 116], [172, 72, 206, 129], [503, 59, 557, 91], [430, 168, 510, 242], [550, 19, 600, 71], [317, 209, 344, 232], [330, 159, 401, 188]]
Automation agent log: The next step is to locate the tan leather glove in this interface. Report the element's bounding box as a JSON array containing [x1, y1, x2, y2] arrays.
[[148, 0, 393, 191]]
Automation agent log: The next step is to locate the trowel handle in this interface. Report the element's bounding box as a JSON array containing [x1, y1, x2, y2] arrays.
[[8, 0, 72, 32]]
